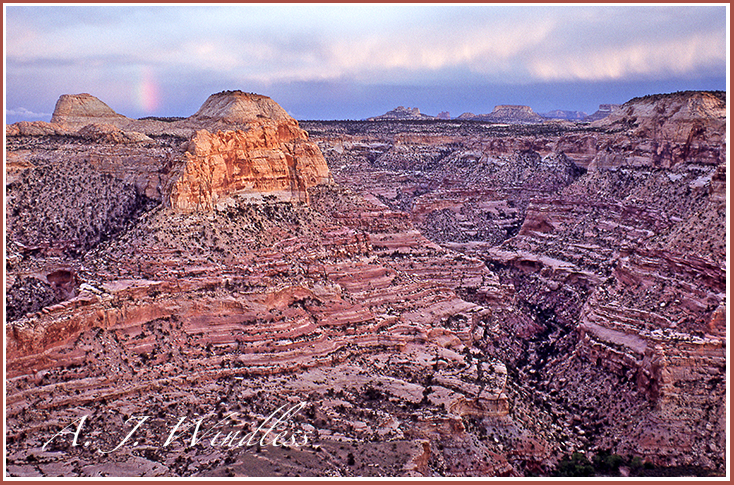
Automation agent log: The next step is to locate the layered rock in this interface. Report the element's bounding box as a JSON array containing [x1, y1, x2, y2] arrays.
[[590, 91, 726, 169], [5, 90, 726, 477], [301, 90, 727, 475], [6, 186, 519, 477], [50, 93, 131, 128], [168, 92, 331, 211], [168, 126, 330, 211]]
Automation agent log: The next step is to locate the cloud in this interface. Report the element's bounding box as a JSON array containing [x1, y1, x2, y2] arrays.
[[321, 17, 557, 81], [527, 23, 726, 82], [6, 107, 52, 118]]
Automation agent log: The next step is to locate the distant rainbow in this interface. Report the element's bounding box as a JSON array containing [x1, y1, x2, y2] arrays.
[[135, 67, 161, 114]]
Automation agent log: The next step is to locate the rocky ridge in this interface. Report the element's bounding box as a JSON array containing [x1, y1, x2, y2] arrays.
[[458, 105, 546, 124]]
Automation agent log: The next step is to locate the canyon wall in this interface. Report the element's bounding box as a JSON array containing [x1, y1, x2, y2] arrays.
[[303, 90, 727, 473]]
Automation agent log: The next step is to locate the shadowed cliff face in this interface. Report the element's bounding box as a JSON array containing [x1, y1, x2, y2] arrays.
[[302, 90, 727, 474], [5, 91, 727, 478]]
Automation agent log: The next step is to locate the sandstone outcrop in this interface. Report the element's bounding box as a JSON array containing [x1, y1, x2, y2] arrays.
[[168, 126, 330, 211], [590, 91, 726, 169], [168, 92, 331, 211], [50, 93, 132, 128]]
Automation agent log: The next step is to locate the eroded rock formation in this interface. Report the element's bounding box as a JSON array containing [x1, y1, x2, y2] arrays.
[[50, 93, 132, 127], [169, 124, 330, 211]]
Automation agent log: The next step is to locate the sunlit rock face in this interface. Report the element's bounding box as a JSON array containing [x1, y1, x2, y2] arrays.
[[168, 112, 331, 211], [167, 91, 330, 211]]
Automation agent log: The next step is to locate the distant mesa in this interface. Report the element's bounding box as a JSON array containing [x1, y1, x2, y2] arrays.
[[458, 105, 545, 124], [540, 109, 588, 121], [367, 106, 438, 121], [456, 112, 477, 120], [583, 104, 621, 122]]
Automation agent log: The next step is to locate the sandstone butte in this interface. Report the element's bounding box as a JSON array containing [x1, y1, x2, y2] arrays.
[[4, 89, 727, 478], [20, 91, 332, 210]]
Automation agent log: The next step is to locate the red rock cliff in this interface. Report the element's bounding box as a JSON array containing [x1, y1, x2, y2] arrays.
[[168, 93, 331, 211]]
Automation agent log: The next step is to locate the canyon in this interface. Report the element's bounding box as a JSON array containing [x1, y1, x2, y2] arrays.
[[4, 90, 727, 477]]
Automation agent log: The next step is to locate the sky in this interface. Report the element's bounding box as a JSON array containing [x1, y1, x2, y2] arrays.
[[4, 4, 728, 122]]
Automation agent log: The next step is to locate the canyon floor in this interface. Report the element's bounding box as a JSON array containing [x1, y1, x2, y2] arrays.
[[4, 91, 728, 477]]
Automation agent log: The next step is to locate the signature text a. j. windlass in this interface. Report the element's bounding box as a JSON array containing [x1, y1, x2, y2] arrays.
[[42, 402, 311, 455]]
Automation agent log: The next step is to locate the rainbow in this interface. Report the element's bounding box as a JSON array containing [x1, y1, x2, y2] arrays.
[[135, 66, 161, 114]]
